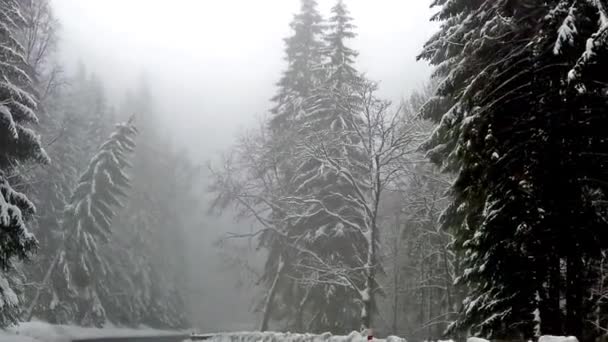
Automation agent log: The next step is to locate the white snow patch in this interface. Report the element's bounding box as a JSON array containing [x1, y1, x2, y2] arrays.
[[385, 336, 406, 342], [2, 321, 181, 342], [467, 338, 489, 342], [0, 330, 38, 342], [538, 336, 579, 342], [196, 331, 406, 342]]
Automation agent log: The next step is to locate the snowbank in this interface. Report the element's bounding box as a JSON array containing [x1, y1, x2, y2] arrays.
[[0, 329, 38, 342], [1, 321, 181, 342], [197, 331, 406, 342], [467, 338, 489, 342], [538, 336, 578, 342]]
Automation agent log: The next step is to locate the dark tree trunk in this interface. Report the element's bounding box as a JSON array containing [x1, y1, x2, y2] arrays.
[[295, 287, 310, 333], [260, 256, 285, 332], [566, 255, 584, 339], [540, 255, 562, 335]]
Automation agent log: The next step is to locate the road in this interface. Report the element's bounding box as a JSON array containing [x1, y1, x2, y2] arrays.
[[72, 335, 190, 342]]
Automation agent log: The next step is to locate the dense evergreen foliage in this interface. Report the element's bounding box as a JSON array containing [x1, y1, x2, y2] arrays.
[[0, 0, 47, 326], [5, 0, 608, 339], [210, 0, 436, 334], [0, 0, 196, 330], [419, 0, 608, 339]]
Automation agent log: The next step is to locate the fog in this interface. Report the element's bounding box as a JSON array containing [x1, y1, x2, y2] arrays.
[[47, 0, 436, 331], [53, 0, 436, 153], [5, 0, 608, 340]]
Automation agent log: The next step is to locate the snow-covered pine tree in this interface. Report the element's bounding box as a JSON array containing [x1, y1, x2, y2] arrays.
[[270, 0, 324, 132], [304, 0, 363, 131], [50, 121, 137, 327], [0, 0, 47, 168], [419, 0, 608, 339], [0, 0, 48, 327], [100, 80, 189, 329], [288, 0, 372, 332], [249, 0, 327, 332], [12, 0, 87, 323], [24, 65, 119, 323], [322, 0, 360, 90]]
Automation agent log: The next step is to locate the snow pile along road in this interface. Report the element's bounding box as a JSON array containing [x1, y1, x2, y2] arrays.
[[1, 321, 181, 342], [199, 331, 406, 342], [538, 337, 578, 342]]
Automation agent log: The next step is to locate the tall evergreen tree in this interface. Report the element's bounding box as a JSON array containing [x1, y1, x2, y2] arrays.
[[105, 80, 190, 329], [44, 121, 137, 327], [246, 0, 327, 332], [270, 0, 324, 132], [289, 0, 372, 332], [322, 0, 360, 90], [419, 0, 608, 339], [25, 65, 116, 323], [0, 0, 48, 326]]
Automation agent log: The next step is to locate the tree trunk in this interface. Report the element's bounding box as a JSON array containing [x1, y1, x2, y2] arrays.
[[362, 279, 373, 330], [392, 215, 401, 335], [539, 255, 562, 335], [428, 278, 434, 339], [260, 255, 285, 331], [361, 227, 377, 331], [566, 255, 584, 338], [392, 263, 399, 335], [295, 286, 310, 333], [25, 249, 62, 321], [419, 259, 425, 338], [442, 240, 453, 332]]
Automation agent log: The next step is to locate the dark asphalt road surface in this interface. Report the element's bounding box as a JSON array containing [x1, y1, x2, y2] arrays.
[[72, 335, 190, 342]]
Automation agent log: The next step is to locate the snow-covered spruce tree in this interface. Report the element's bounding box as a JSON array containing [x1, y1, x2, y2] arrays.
[[24, 66, 119, 323], [13, 0, 87, 323], [287, 0, 372, 332], [24, 109, 84, 323], [104, 82, 189, 329], [270, 0, 324, 132], [292, 80, 427, 332], [322, 0, 361, 90], [248, 0, 326, 332], [0, 0, 48, 327], [419, 0, 608, 339], [48, 121, 137, 327]]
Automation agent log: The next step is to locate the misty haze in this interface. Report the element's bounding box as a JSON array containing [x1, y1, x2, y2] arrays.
[[0, 1, 607, 342]]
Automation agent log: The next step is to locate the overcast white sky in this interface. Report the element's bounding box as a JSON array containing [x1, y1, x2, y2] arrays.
[[51, 0, 437, 157], [49, 0, 439, 329]]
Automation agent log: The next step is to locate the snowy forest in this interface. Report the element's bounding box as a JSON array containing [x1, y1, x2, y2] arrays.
[[1, 0, 608, 342]]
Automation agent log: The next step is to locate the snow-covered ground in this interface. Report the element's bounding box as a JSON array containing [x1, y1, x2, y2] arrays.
[[0, 321, 181, 342], [538, 336, 578, 342], [199, 331, 406, 342], [0, 324, 581, 342], [192, 332, 580, 342]]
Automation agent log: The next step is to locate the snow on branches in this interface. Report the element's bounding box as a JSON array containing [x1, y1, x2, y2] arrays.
[[51, 120, 137, 327]]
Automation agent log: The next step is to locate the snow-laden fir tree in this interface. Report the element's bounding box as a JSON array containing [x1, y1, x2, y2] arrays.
[[47, 121, 137, 327], [322, 0, 360, 90], [24, 65, 120, 323], [419, 0, 608, 339], [13, 0, 88, 323], [270, 0, 325, 132], [246, 0, 327, 332], [104, 81, 190, 329], [0, 0, 48, 168], [0, 0, 48, 327], [288, 0, 374, 332]]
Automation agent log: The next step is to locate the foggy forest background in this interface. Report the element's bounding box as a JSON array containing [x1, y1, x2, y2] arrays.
[[1, 0, 608, 342]]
